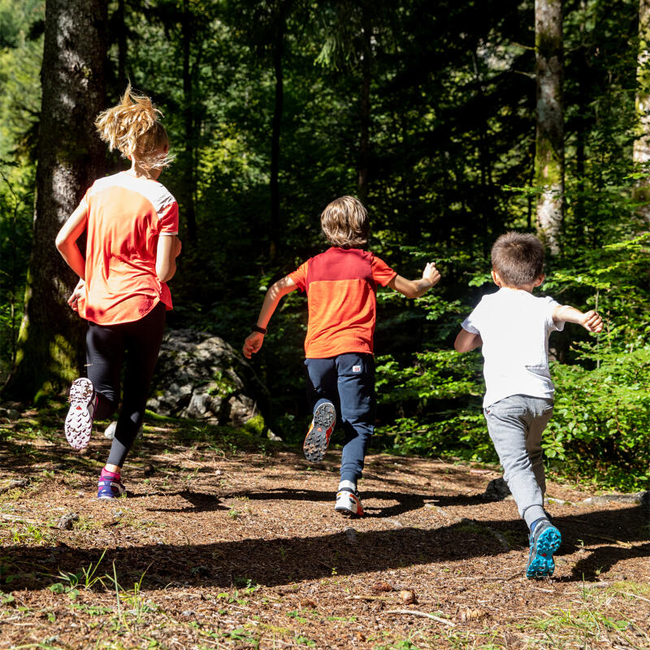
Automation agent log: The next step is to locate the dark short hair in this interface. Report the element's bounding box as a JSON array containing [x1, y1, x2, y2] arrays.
[[320, 196, 369, 248], [491, 232, 544, 287]]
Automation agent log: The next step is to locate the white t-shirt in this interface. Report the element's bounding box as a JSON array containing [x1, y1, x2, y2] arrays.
[[461, 287, 565, 408]]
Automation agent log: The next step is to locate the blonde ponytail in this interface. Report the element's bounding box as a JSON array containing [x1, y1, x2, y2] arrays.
[[95, 85, 173, 171]]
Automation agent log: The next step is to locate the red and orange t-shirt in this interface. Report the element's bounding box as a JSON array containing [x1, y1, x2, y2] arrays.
[[289, 247, 396, 358], [76, 171, 179, 325]]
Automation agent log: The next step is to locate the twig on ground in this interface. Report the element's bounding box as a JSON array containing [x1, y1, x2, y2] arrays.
[[386, 609, 456, 627], [582, 533, 632, 548], [619, 592, 650, 604]]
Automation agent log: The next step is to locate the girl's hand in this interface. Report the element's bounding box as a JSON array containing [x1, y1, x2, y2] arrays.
[[68, 279, 85, 312]]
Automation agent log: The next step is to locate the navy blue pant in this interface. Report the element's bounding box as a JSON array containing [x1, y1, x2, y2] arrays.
[[304, 353, 375, 483], [86, 302, 166, 468]]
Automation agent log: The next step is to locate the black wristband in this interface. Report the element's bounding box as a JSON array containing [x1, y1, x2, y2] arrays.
[[251, 324, 267, 334]]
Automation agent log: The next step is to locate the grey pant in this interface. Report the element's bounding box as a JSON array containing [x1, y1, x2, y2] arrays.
[[484, 394, 554, 529]]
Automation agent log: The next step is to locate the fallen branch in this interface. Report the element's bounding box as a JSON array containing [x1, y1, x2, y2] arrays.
[[386, 609, 456, 627]]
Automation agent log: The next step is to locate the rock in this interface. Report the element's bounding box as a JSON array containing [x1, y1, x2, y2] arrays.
[[0, 478, 29, 494], [345, 527, 358, 544], [399, 589, 416, 605], [483, 477, 511, 501], [582, 492, 649, 506], [57, 513, 79, 530], [148, 329, 269, 430]]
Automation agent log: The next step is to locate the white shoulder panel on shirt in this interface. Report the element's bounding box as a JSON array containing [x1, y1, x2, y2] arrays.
[[91, 172, 177, 220]]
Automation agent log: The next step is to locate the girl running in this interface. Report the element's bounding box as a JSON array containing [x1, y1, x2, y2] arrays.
[[55, 86, 181, 499]]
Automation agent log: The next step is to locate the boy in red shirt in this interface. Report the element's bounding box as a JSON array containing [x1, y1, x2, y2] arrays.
[[243, 196, 440, 516]]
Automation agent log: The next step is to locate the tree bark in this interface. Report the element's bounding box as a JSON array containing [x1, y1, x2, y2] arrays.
[[633, 0, 650, 223], [269, 1, 285, 260], [181, 0, 197, 242], [357, 1, 372, 204], [116, 0, 127, 91], [534, 0, 564, 255], [5, 0, 107, 401]]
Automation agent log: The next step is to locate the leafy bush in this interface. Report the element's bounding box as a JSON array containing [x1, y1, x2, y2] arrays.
[[548, 346, 650, 491]]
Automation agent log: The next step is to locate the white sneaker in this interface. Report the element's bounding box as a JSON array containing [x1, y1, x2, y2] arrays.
[[64, 378, 96, 450], [335, 489, 364, 517], [104, 421, 117, 439], [104, 421, 143, 440]]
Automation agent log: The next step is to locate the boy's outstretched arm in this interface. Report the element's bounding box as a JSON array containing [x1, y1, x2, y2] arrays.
[[454, 328, 483, 352], [243, 275, 297, 359], [388, 262, 440, 299], [552, 305, 603, 333]]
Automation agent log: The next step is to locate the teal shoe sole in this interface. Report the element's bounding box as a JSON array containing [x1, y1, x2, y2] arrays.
[[526, 526, 561, 579]]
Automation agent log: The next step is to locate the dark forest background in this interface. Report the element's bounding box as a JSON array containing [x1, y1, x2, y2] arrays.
[[1, 0, 649, 491]]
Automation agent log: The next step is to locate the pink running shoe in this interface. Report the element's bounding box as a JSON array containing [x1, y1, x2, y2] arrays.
[[64, 378, 96, 450]]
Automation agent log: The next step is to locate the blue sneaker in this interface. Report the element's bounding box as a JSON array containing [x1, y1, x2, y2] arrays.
[[97, 474, 126, 499], [526, 520, 561, 579]]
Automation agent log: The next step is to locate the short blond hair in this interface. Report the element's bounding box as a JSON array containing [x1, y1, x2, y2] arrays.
[[320, 196, 369, 248], [95, 85, 172, 171]]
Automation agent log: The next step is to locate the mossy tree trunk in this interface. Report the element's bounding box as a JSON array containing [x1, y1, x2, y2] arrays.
[[4, 0, 107, 402], [534, 0, 564, 256], [633, 0, 650, 223]]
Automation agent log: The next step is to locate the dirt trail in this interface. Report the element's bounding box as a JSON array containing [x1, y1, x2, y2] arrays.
[[1, 413, 649, 649]]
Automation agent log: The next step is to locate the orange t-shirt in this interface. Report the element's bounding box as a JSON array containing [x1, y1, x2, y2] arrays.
[[289, 247, 396, 358], [76, 171, 179, 325]]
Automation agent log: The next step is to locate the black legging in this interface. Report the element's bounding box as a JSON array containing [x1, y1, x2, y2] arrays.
[[85, 302, 166, 467]]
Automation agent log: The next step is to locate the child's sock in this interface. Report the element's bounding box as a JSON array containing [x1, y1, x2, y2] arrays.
[[100, 467, 121, 481], [338, 479, 357, 493], [529, 517, 547, 533]]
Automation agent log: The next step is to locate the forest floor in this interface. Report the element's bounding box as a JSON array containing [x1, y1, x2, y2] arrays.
[[1, 407, 649, 650]]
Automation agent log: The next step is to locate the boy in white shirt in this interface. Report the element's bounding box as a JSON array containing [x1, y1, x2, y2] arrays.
[[454, 232, 603, 578]]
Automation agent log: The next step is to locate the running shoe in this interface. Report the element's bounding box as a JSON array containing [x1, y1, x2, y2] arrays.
[[335, 489, 364, 517], [526, 519, 561, 579], [97, 474, 126, 499], [303, 401, 336, 463], [64, 378, 96, 450]]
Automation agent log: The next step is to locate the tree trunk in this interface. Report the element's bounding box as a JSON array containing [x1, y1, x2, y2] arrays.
[[116, 0, 127, 91], [633, 0, 650, 223], [357, 2, 372, 204], [534, 0, 564, 255], [4, 0, 107, 401], [269, 1, 286, 260], [181, 0, 197, 242]]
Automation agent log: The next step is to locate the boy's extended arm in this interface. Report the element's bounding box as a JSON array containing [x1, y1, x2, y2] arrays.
[[454, 328, 483, 353], [552, 305, 603, 333], [243, 275, 297, 359], [388, 262, 440, 299]]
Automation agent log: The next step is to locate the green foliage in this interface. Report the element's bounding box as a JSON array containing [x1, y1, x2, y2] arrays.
[[548, 346, 650, 491]]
